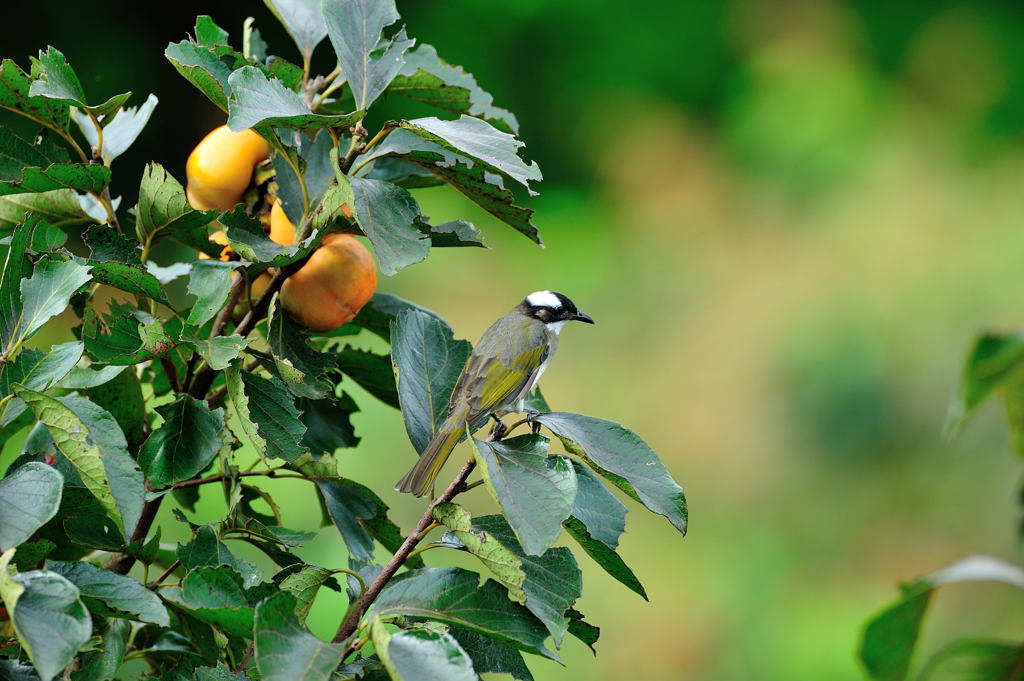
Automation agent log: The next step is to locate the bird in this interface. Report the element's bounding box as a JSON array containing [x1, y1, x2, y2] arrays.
[[396, 290, 595, 496]]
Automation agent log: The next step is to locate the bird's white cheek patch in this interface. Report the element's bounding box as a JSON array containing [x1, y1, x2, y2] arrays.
[[527, 290, 562, 309]]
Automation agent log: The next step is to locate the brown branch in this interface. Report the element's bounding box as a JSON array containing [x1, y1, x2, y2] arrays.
[[170, 469, 289, 490], [147, 560, 180, 590], [331, 457, 477, 645], [158, 356, 181, 393], [108, 495, 165, 575]]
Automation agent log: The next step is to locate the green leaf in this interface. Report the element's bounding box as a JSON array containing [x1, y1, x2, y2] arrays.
[[465, 514, 581, 647], [81, 303, 168, 366], [322, 0, 413, 111], [0, 219, 33, 349], [353, 129, 540, 244], [177, 526, 261, 588], [470, 434, 577, 556], [227, 66, 363, 131], [0, 190, 92, 231], [183, 333, 254, 372], [83, 223, 140, 263], [265, 0, 327, 61], [334, 346, 398, 407], [391, 308, 472, 453], [0, 126, 110, 196], [28, 47, 129, 117], [9, 257, 91, 351], [266, 298, 336, 398], [363, 156, 444, 189], [83, 365, 147, 447], [0, 58, 69, 131], [313, 475, 422, 566], [219, 206, 316, 267], [47, 561, 169, 625], [0, 550, 92, 681], [348, 177, 429, 275], [418, 218, 485, 248], [276, 564, 333, 622], [164, 566, 256, 638], [390, 44, 518, 133], [860, 555, 1024, 681], [370, 567, 556, 660], [0, 341, 82, 396], [0, 660, 41, 681], [185, 259, 242, 327], [449, 627, 534, 681], [536, 412, 688, 535], [298, 394, 360, 453], [560, 460, 645, 597], [71, 617, 130, 681], [14, 388, 144, 539], [340, 292, 444, 341], [226, 367, 307, 463], [272, 130, 335, 224], [400, 116, 541, 192], [86, 260, 169, 304], [565, 608, 599, 652], [0, 463, 63, 550], [369, 617, 477, 681], [917, 639, 1024, 681], [134, 163, 218, 255], [949, 332, 1024, 435], [434, 502, 526, 600], [138, 395, 225, 488], [61, 365, 126, 390], [195, 16, 230, 46], [254, 592, 343, 681], [71, 94, 157, 164], [164, 40, 233, 112]]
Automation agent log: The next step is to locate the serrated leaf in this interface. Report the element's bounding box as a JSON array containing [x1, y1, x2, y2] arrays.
[[272, 130, 334, 224], [195, 16, 230, 46], [298, 394, 360, 453], [227, 66, 362, 131], [277, 564, 333, 622], [6, 257, 91, 351], [164, 566, 256, 638], [71, 94, 157, 164], [47, 561, 169, 625], [400, 116, 541, 192], [0, 550, 92, 681], [84, 359, 145, 449], [390, 44, 518, 133], [536, 412, 687, 535], [369, 616, 477, 681], [0, 190, 92, 230], [860, 555, 1024, 681], [353, 129, 540, 243], [254, 592, 343, 681], [177, 526, 261, 588], [219, 206, 315, 267], [334, 346, 398, 407], [164, 40, 233, 111], [562, 517, 645, 599], [134, 163, 218, 254], [265, 0, 327, 61], [80, 304, 145, 365], [70, 617, 129, 681], [566, 608, 599, 652], [348, 177, 429, 275], [0, 126, 109, 196], [0, 463, 63, 550], [86, 260, 169, 304], [418, 217, 485, 248], [28, 47, 129, 117], [185, 259, 242, 327], [470, 434, 577, 556], [266, 297, 335, 398], [322, 0, 413, 111], [138, 395, 225, 488], [0, 59, 69, 131], [60, 365, 126, 390], [226, 367, 307, 462], [183, 333, 254, 371], [391, 309, 472, 453], [0, 219, 33, 348], [464, 514, 581, 647], [83, 223, 139, 263], [370, 566, 556, 660], [449, 627, 534, 681], [14, 388, 144, 539]]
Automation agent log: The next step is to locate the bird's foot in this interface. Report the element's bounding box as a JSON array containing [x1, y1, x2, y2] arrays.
[[489, 414, 509, 441], [524, 408, 542, 434]]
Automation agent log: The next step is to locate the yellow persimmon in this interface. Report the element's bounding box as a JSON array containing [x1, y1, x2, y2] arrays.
[[280, 234, 377, 332], [269, 199, 296, 246], [198, 229, 233, 261], [186, 125, 270, 211]]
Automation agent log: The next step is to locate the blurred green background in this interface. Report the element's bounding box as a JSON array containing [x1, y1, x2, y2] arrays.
[[5, 1, 1024, 679]]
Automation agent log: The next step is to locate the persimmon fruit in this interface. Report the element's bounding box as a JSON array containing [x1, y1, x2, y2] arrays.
[[186, 125, 270, 211], [280, 234, 377, 332]]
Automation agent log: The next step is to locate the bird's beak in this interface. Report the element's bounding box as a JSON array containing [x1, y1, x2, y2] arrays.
[[573, 311, 595, 324]]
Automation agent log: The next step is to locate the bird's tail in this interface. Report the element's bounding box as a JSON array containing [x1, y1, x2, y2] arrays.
[[395, 413, 467, 497]]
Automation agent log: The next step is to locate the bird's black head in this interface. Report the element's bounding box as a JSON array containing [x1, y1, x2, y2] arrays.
[[519, 291, 595, 326]]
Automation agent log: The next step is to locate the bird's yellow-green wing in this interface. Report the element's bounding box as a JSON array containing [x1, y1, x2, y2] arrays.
[[453, 343, 548, 420]]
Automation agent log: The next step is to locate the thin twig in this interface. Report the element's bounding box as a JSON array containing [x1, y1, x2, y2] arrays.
[[234, 644, 254, 674], [170, 469, 300, 490], [331, 457, 478, 645], [158, 356, 181, 393], [147, 560, 180, 590]]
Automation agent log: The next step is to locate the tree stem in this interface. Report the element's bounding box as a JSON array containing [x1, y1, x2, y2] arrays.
[[331, 457, 477, 644], [108, 495, 164, 575]]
